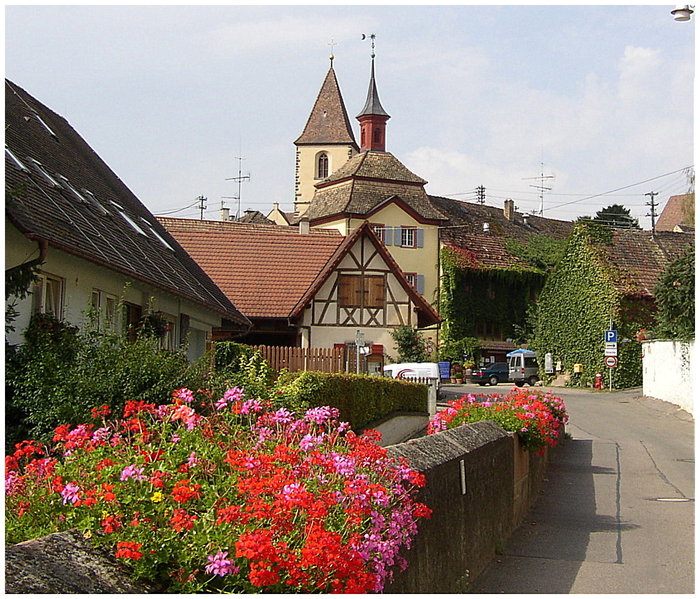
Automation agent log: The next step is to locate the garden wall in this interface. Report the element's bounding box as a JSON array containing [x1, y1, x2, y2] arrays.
[[642, 340, 694, 415], [385, 421, 548, 593]]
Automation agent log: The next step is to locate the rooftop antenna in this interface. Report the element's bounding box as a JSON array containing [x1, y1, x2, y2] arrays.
[[225, 156, 250, 220], [522, 161, 555, 216]]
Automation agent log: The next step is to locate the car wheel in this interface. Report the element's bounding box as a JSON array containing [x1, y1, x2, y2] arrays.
[[478, 382, 486, 386], [515, 381, 524, 387], [489, 376, 498, 386], [528, 376, 538, 386]]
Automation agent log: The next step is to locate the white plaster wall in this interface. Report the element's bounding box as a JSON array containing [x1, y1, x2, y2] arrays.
[[6, 224, 221, 359], [642, 340, 694, 415]]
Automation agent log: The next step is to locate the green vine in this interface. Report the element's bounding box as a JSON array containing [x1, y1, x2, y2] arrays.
[[531, 222, 645, 388]]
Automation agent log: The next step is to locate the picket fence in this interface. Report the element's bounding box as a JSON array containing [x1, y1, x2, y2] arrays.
[[250, 345, 345, 374]]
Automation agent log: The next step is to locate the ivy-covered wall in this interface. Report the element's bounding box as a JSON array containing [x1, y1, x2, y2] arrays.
[[531, 222, 650, 388], [440, 248, 544, 344]]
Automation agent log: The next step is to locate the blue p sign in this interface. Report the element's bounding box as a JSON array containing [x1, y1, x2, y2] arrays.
[[605, 330, 618, 343]]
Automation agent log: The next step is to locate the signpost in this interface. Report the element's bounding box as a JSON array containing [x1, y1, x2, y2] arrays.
[[604, 329, 618, 390]]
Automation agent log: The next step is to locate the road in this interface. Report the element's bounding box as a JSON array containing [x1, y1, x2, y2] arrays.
[[440, 383, 694, 594]]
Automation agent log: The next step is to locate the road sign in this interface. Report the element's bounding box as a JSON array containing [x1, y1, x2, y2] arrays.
[[605, 356, 618, 368], [604, 342, 618, 356], [605, 330, 618, 343]]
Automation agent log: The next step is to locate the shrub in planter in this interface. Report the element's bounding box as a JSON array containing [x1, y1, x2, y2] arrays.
[[428, 388, 568, 453], [5, 389, 431, 593]]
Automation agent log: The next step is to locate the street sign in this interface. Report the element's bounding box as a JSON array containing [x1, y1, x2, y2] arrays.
[[605, 330, 618, 343], [605, 356, 618, 368], [604, 342, 618, 356]]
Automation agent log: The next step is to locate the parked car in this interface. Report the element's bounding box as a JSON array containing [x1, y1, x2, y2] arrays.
[[507, 349, 540, 386], [470, 362, 509, 386]]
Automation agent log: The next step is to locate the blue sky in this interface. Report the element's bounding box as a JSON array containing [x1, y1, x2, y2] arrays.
[[5, 5, 695, 227]]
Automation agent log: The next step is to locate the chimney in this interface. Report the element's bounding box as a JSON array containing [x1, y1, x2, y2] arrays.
[[522, 214, 530, 227], [220, 207, 230, 221], [483, 222, 490, 234], [299, 217, 310, 235], [503, 198, 515, 222]]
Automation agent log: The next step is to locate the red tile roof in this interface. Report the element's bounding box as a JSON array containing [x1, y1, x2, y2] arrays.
[[158, 219, 344, 319], [656, 194, 694, 232]]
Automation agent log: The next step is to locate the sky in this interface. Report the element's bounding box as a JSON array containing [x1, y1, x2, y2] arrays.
[[5, 4, 695, 228]]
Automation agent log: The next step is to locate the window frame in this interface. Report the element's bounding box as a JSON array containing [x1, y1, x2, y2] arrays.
[[316, 152, 329, 179], [400, 226, 416, 248], [31, 272, 64, 318], [337, 274, 385, 309]]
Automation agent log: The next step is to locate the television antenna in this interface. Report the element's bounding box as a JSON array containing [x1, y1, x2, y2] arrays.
[[225, 156, 251, 220], [522, 162, 555, 216]]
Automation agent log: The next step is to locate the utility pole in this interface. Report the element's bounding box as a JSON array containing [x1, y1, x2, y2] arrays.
[[475, 185, 486, 204], [196, 195, 207, 220], [645, 191, 659, 236]]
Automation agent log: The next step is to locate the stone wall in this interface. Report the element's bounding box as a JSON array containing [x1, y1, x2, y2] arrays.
[[642, 340, 694, 415], [385, 421, 548, 593]]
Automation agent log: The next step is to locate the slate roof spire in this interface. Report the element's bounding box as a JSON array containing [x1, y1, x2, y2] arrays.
[[357, 36, 390, 152], [294, 66, 357, 147]]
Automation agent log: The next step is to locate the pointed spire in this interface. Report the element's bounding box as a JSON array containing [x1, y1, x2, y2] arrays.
[[294, 66, 357, 147], [357, 35, 390, 152], [357, 57, 390, 118]]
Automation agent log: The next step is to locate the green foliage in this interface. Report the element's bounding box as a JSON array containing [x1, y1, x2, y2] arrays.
[[531, 222, 642, 387], [592, 204, 640, 230], [391, 325, 429, 362], [210, 348, 277, 403], [6, 314, 209, 446], [438, 336, 481, 364], [275, 371, 427, 430], [5, 258, 43, 334], [504, 235, 567, 272], [214, 341, 255, 371], [653, 245, 695, 340], [440, 248, 544, 345]]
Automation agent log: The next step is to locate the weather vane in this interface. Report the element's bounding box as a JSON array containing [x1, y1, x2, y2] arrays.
[[328, 37, 337, 66], [361, 33, 376, 58]]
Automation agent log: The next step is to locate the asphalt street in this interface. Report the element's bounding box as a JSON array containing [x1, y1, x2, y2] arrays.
[[440, 383, 694, 594]]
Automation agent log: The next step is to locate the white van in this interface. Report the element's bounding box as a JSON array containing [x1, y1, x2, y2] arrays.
[[507, 349, 540, 387], [383, 362, 441, 388]]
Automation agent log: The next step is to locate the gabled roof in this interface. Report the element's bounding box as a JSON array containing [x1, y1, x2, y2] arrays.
[[237, 210, 273, 225], [294, 67, 358, 148], [289, 222, 441, 328], [603, 229, 694, 297], [432, 196, 573, 271], [656, 194, 694, 232], [308, 151, 446, 222], [5, 80, 250, 329], [159, 218, 344, 319]]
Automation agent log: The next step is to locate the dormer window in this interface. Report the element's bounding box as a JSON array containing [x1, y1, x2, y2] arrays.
[[317, 153, 329, 179]]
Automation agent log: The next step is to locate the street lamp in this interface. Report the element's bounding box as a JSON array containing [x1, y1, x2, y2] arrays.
[[671, 5, 694, 21]]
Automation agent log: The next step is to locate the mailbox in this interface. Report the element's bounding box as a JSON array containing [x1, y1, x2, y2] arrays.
[[573, 363, 584, 374]]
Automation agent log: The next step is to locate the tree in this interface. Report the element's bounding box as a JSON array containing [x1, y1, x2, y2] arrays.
[[653, 245, 694, 340], [592, 204, 640, 229], [391, 326, 429, 363]]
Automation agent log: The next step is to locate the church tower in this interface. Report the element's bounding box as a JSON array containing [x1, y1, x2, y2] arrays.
[[357, 51, 390, 152], [294, 56, 358, 216]]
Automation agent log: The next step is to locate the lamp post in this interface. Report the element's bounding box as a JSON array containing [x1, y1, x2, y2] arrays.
[[671, 5, 694, 20]]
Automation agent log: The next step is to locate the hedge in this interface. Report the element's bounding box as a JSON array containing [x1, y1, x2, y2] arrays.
[[275, 371, 428, 430]]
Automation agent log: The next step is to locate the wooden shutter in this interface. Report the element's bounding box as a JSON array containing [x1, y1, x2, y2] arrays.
[[384, 226, 393, 246], [416, 228, 424, 248], [338, 275, 362, 307], [416, 274, 425, 294], [366, 275, 385, 308], [394, 226, 403, 246]]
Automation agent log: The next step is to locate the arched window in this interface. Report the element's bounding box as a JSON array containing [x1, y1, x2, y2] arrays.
[[317, 153, 329, 179], [373, 129, 381, 144]]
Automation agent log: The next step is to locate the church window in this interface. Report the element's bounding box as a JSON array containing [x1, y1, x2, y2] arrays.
[[317, 153, 329, 179]]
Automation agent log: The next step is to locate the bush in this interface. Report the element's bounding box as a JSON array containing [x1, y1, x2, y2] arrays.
[[390, 326, 430, 363], [5, 390, 431, 593], [275, 372, 428, 430], [428, 388, 568, 453], [6, 314, 210, 446], [214, 342, 255, 372]]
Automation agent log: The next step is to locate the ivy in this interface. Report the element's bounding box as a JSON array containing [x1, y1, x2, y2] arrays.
[[504, 235, 567, 272], [531, 222, 644, 388], [653, 245, 694, 341]]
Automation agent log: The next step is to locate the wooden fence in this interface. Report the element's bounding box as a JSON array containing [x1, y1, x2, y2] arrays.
[[250, 345, 345, 374]]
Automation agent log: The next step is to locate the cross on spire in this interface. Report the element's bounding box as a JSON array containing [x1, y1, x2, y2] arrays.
[[328, 37, 337, 67]]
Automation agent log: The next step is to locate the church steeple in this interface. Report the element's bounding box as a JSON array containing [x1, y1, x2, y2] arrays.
[[357, 38, 390, 152], [293, 56, 358, 216]]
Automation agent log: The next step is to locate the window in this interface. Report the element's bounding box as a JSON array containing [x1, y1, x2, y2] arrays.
[[338, 274, 385, 308], [123, 302, 143, 343], [5, 147, 28, 171], [317, 153, 329, 179], [400, 227, 416, 248], [28, 158, 61, 187], [405, 273, 417, 289], [91, 289, 118, 330], [370, 223, 385, 243], [373, 129, 381, 144], [31, 273, 64, 317]]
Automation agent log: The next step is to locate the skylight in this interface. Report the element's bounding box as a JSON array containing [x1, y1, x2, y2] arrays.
[[57, 175, 87, 204], [5, 147, 28, 171], [28, 158, 62, 187], [81, 188, 109, 216], [111, 202, 148, 236], [142, 218, 176, 251], [33, 113, 56, 137]]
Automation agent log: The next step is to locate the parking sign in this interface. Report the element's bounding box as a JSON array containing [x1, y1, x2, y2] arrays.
[[605, 330, 618, 343]]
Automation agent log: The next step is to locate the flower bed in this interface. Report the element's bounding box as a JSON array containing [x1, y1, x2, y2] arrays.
[[5, 388, 431, 593], [428, 388, 568, 453]]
